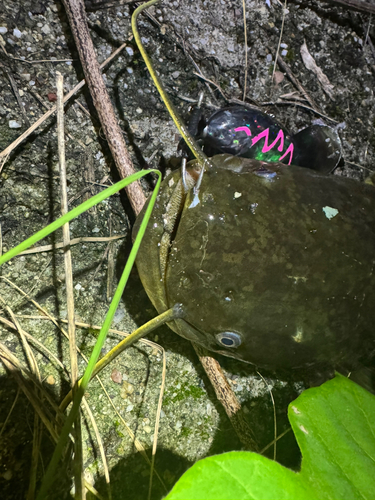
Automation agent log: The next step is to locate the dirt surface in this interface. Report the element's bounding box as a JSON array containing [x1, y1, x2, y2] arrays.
[[0, 0, 374, 498]]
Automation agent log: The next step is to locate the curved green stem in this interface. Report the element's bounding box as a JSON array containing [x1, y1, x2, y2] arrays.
[[60, 304, 184, 411], [36, 170, 162, 500], [132, 0, 213, 170]]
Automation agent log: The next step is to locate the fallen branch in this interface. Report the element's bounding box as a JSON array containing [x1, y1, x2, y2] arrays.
[[62, 0, 146, 214], [325, 0, 375, 15]]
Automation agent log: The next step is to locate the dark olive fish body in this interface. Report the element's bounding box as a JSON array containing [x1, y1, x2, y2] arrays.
[[134, 155, 375, 371]]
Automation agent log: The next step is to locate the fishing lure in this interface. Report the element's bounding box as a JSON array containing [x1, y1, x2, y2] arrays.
[[189, 105, 342, 174]]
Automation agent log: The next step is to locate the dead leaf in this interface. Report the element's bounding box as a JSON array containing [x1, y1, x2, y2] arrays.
[[273, 71, 284, 85], [279, 91, 306, 102], [300, 40, 335, 100]]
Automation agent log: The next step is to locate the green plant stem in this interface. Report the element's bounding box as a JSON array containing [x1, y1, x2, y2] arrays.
[[35, 170, 161, 499], [60, 304, 184, 411], [132, 0, 213, 170]]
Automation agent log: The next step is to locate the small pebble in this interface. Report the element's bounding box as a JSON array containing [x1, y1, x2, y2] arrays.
[[122, 380, 134, 395], [41, 25, 51, 35], [46, 375, 55, 385], [111, 368, 122, 384], [2, 470, 12, 481], [125, 46, 134, 56], [9, 120, 22, 129], [0, 27, 7, 34], [13, 28, 22, 38]]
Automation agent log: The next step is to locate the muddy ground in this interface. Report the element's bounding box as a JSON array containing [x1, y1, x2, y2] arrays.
[[0, 0, 374, 498]]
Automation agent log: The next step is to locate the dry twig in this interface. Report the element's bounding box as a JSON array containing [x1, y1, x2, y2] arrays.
[[272, 0, 287, 85], [0, 63, 31, 128], [277, 55, 321, 112], [16, 235, 125, 256], [62, 0, 145, 214], [56, 72, 84, 499], [325, 0, 375, 15], [242, 0, 248, 100], [193, 343, 259, 451]]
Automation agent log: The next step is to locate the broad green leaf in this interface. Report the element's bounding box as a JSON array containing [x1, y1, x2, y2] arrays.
[[165, 451, 315, 500], [165, 374, 375, 500], [292, 373, 375, 499]]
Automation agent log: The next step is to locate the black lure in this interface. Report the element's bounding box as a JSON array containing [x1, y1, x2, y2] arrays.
[[183, 106, 342, 174]]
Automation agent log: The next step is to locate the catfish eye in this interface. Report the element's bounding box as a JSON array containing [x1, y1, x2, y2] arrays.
[[215, 331, 242, 348]]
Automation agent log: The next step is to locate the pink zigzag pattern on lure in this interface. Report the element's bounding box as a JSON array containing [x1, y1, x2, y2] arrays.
[[234, 126, 294, 165]]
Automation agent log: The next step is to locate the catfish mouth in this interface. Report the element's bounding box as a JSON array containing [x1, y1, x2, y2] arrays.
[[186, 162, 204, 183]]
